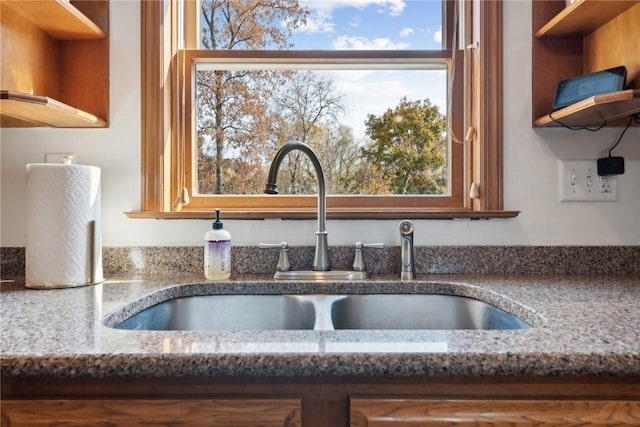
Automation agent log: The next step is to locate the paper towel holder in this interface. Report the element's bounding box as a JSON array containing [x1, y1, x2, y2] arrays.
[[89, 220, 97, 284], [25, 161, 104, 289]]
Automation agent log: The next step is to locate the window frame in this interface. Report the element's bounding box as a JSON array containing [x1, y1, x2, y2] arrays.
[[182, 50, 464, 213], [133, 0, 516, 220]]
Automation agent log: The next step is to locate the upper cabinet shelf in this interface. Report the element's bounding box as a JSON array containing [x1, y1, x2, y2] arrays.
[[1, 91, 107, 128], [0, 0, 109, 128], [535, 0, 638, 38], [532, 1, 640, 128], [2, 0, 105, 40], [534, 89, 640, 127]]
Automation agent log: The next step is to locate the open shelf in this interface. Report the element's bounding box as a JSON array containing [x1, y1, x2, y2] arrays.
[[2, 0, 105, 40], [532, 1, 639, 127], [534, 89, 640, 127], [535, 0, 637, 38], [0, 0, 109, 128], [0, 91, 107, 128]]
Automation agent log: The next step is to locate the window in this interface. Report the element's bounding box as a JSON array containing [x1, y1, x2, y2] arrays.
[[135, 0, 513, 219]]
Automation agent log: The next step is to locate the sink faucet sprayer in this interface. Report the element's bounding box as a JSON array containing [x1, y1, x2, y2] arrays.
[[399, 220, 415, 280], [264, 142, 331, 271]]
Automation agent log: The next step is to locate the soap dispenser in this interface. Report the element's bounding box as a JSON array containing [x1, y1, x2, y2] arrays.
[[204, 208, 231, 280]]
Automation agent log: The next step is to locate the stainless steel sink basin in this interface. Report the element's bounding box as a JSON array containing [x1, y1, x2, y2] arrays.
[[110, 292, 533, 331], [114, 295, 316, 331], [330, 294, 531, 330]]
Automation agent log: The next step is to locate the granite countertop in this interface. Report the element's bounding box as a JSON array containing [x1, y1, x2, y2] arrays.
[[1, 274, 639, 379]]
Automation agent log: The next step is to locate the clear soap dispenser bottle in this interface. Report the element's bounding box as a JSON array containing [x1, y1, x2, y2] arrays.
[[204, 208, 231, 280]]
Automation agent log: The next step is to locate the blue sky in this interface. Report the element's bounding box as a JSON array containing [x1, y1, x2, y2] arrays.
[[292, 0, 443, 50], [288, 1, 447, 141], [198, 1, 447, 142]]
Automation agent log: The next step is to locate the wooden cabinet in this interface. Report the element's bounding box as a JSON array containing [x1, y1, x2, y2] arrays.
[[1, 398, 301, 427], [0, 0, 109, 128], [350, 398, 640, 426], [532, 0, 640, 127], [2, 376, 639, 427]]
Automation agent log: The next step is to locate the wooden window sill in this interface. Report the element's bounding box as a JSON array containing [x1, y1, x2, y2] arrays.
[[125, 209, 520, 220]]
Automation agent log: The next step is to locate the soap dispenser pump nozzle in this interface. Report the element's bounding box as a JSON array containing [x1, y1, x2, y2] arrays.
[[212, 208, 223, 229]]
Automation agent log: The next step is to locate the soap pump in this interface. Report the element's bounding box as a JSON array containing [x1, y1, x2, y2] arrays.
[[204, 208, 231, 280]]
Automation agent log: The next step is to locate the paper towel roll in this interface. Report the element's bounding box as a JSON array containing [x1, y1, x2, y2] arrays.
[[25, 163, 104, 289]]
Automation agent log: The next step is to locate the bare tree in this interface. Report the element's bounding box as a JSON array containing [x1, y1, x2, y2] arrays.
[[271, 71, 346, 194], [317, 124, 362, 195], [196, 0, 308, 194]]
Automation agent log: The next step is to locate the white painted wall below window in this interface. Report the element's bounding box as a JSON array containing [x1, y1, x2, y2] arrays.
[[1, 1, 639, 247]]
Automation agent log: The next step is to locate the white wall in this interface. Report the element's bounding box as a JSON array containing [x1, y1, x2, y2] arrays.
[[1, 1, 639, 247]]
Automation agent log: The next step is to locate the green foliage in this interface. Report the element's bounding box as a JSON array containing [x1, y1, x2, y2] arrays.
[[362, 97, 447, 195]]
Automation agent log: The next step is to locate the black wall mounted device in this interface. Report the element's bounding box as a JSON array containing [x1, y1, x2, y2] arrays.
[[597, 156, 625, 176], [552, 66, 627, 110]]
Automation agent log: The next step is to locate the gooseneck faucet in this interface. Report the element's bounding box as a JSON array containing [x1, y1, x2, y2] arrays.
[[399, 220, 415, 280], [264, 142, 331, 271]]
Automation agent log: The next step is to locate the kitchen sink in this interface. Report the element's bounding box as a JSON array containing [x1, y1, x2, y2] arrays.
[[330, 294, 531, 330], [110, 292, 533, 331], [114, 295, 316, 331]]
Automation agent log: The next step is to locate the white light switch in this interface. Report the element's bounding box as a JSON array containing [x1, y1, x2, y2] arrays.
[[558, 160, 617, 202]]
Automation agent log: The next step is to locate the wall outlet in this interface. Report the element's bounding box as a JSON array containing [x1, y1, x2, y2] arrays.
[[45, 153, 75, 164], [558, 160, 617, 202], [599, 175, 612, 193]]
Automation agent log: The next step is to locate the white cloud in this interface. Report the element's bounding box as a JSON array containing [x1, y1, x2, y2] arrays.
[[433, 26, 442, 44], [293, 1, 409, 38], [399, 27, 414, 37], [292, 14, 335, 34], [333, 78, 415, 138], [301, 0, 407, 17], [333, 35, 410, 50], [383, 0, 406, 16], [323, 69, 447, 139]]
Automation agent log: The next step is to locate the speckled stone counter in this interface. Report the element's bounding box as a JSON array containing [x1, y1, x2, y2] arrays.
[[3, 246, 640, 276], [2, 274, 639, 379]]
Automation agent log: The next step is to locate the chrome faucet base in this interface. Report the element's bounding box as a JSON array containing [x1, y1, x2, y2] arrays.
[[400, 271, 415, 281], [313, 231, 331, 271], [273, 270, 369, 281]]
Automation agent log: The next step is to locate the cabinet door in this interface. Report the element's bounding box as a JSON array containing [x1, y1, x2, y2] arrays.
[[350, 399, 640, 426], [1, 398, 301, 427]]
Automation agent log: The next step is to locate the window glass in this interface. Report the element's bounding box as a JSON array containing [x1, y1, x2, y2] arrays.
[[195, 62, 448, 196], [198, 0, 443, 51], [193, 1, 450, 198]]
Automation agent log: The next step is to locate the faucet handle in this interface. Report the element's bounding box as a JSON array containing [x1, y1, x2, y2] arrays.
[[259, 242, 292, 272], [352, 241, 384, 272]]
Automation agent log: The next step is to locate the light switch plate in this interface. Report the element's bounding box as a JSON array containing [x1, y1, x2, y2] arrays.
[[558, 160, 617, 202]]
